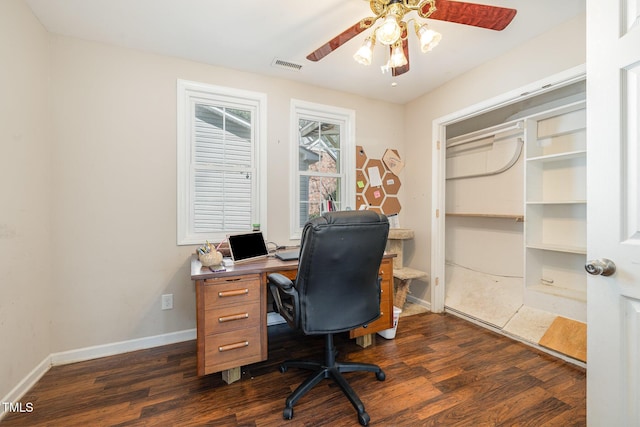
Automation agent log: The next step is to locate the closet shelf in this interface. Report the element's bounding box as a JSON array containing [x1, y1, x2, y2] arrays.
[[446, 213, 524, 222], [526, 200, 586, 205], [536, 127, 586, 142], [526, 150, 586, 163], [526, 243, 586, 255]]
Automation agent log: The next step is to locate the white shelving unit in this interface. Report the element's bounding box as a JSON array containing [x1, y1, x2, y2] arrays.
[[524, 101, 587, 320], [443, 87, 588, 325]]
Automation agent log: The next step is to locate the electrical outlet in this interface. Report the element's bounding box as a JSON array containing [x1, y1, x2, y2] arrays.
[[161, 294, 173, 310]]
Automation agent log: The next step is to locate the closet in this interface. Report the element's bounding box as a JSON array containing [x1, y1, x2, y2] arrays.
[[444, 80, 586, 345]]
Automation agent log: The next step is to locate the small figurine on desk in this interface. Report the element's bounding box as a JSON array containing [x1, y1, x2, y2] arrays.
[[197, 241, 223, 268]]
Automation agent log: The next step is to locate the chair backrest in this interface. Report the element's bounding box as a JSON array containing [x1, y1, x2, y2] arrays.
[[295, 210, 390, 334]]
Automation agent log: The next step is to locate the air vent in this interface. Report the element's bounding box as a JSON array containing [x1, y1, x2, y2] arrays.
[[272, 58, 303, 72]]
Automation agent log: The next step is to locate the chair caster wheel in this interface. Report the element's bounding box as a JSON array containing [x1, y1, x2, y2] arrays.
[[376, 370, 386, 381], [283, 407, 293, 420], [279, 365, 288, 373], [358, 411, 370, 426]]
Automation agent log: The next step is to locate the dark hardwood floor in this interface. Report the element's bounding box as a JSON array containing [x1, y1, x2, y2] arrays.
[[1, 312, 586, 426]]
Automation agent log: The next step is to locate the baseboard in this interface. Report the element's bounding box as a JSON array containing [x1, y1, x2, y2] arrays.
[[445, 307, 586, 369], [0, 355, 51, 420], [1, 328, 197, 420], [50, 328, 196, 365], [405, 294, 431, 311], [401, 297, 584, 368]]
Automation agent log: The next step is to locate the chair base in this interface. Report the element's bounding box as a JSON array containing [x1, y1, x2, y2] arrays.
[[279, 333, 385, 426]]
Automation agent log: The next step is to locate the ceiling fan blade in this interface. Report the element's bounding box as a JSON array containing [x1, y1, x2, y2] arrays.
[[306, 17, 377, 61], [422, 0, 517, 31]]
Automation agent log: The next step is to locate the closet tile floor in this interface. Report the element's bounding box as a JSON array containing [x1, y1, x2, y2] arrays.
[[444, 263, 557, 346], [504, 305, 558, 343], [445, 263, 522, 327]]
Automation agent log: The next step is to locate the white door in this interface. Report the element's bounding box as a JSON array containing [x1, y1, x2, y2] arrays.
[[586, 0, 640, 424]]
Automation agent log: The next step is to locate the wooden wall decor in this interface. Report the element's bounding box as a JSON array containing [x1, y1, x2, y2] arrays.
[[355, 146, 402, 215]]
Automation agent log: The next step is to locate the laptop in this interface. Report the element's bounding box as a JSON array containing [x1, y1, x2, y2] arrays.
[[275, 249, 300, 261], [227, 231, 269, 263]]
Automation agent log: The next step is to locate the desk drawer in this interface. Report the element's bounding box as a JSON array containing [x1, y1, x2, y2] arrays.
[[360, 305, 391, 333], [203, 274, 260, 309], [378, 263, 392, 284], [204, 327, 262, 371], [205, 302, 261, 336], [349, 258, 394, 338]]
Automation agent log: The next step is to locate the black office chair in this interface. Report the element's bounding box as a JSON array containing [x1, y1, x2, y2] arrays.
[[268, 210, 389, 426]]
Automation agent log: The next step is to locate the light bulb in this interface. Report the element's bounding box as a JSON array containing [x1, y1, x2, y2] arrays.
[[416, 24, 441, 52], [353, 37, 375, 65], [376, 14, 401, 45], [389, 43, 407, 68]]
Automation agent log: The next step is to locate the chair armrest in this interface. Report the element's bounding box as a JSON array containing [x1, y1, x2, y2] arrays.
[[267, 273, 294, 290], [267, 273, 299, 329]]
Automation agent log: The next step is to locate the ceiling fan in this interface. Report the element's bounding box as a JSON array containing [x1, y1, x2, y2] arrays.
[[306, 0, 517, 77]]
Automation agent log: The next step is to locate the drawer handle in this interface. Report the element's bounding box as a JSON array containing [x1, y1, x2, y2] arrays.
[[218, 289, 249, 298], [218, 313, 249, 323], [218, 341, 249, 352]]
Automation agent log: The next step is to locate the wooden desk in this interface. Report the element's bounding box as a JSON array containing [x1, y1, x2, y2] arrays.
[[190, 254, 394, 383]]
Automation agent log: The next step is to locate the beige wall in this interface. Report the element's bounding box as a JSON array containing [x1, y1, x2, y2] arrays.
[[0, 0, 53, 400], [1, 1, 586, 402], [402, 13, 586, 303], [48, 36, 405, 352]]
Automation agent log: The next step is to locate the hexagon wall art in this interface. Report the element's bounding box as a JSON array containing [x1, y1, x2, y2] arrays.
[[355, 146, 404, 215]]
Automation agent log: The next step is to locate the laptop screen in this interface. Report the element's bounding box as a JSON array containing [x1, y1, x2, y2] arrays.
[[227, 232, 268, 262]]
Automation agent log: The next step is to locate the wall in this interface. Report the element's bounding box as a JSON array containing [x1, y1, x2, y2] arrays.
[[0, 0, 53, 401], [48, 36, 405, 352], [402, 13, 586, 304], [1, 3, 585, 403]]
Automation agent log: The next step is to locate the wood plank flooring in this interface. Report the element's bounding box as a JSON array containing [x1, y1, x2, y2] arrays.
[[1, 312, 586, 426]]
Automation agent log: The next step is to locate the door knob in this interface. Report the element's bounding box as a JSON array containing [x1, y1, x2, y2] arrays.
[[585, 258, 616, 276]]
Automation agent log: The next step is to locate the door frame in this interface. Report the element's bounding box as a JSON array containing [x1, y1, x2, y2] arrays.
[[429, 64, 586, 313]]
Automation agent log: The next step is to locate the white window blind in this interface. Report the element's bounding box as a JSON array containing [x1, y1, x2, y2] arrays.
[[178, 81, 266, 245], [193, 105, 252, 233]]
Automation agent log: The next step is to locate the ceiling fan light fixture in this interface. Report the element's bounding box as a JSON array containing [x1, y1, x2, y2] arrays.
[[353, 36, 375, 65], [376, 13, 401, 46], [389, 42, 408, 68], [415, 23, 442, 53]]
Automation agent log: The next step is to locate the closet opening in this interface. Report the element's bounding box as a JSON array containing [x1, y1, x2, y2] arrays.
[[431, 69, 587, 364]]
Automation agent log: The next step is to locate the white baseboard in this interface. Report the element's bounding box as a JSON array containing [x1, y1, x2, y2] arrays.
[[50, 328, 196, 366], [1, 328, 196, 420], [406, 294, 431, 311], [444, 307, 586, 369], [402, 295, 585, 367], [1, 355, 51, 420]]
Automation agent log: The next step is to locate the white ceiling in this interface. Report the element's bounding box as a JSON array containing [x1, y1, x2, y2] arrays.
[[25, 0, 585, 104]]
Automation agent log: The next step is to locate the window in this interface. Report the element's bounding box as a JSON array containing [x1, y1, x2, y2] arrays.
[[177, 80, 266, 245], [290, 100, 355, 238]]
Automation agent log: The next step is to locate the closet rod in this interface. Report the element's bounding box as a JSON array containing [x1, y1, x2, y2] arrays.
[[447, 121, 523, 149]]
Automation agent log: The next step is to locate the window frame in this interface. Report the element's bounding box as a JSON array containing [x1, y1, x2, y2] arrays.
[[177, 79, 267, 245], [289, 99, 356, 239]]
